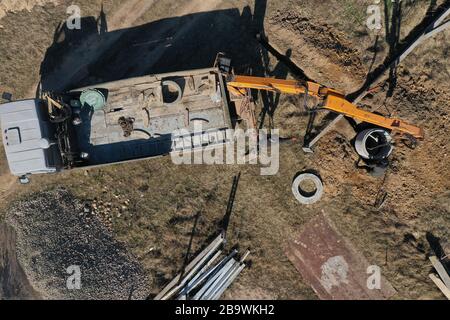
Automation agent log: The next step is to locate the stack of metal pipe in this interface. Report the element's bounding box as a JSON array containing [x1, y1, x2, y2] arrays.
[[154, 233, 249, 300]]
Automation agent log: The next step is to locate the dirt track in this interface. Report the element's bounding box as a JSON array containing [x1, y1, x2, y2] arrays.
[[0, 0, 449, 300], [0, 223, 39, 299]]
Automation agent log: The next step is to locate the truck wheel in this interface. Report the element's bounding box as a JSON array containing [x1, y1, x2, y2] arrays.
[[50, 104, 72, 123]]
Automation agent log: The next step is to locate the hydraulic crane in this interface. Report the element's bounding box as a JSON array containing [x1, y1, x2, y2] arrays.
[[226, 75, 424, 139]]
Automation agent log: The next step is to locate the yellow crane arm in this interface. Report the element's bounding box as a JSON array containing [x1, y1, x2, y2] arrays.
[[324, 93, 424, 139], [227, 75, 424, 139]]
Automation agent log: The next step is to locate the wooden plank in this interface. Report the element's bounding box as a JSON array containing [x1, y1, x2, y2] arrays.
[[425, 20, 450, 39], [305, 7, 450, 149], [429, 256, 450, 289], [429, 273, 450, 299]]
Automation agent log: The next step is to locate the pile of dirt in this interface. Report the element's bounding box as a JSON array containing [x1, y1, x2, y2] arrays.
[[5, 188, 150, 299], [309, 132, 382, 204], [0, 140, 15, 199]]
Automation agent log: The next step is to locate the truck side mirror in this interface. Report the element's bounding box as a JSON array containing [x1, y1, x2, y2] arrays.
[[19, 175, 30, 184], [2, 92, 12, 102]]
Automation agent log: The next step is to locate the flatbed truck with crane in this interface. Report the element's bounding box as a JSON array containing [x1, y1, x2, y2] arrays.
[[0, 56, 423, 183]]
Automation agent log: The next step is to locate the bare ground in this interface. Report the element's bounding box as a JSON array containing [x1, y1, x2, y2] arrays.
[[5, 188, 150, 299]]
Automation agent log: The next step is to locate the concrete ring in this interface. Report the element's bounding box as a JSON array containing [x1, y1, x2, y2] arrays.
[[291, 173, 324, 205], [162, 80, 183, 105]]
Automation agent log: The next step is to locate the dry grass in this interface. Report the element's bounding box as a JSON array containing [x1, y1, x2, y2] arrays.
[[0, 0, 119, 99]]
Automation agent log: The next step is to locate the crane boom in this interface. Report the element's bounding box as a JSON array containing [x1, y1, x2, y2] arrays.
[[226, 75, 424, 139]]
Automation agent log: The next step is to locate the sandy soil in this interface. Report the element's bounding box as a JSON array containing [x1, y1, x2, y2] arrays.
[[107, 0, 156, 31], [0, 0, 449, 300]]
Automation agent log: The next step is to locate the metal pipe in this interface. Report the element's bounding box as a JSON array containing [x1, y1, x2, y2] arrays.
[[161, 245, 222, 300], [304, 7, 450, 150]]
